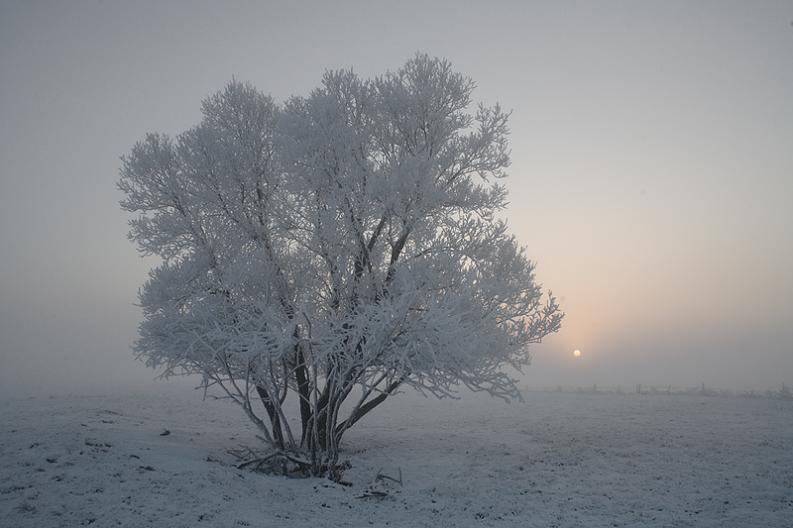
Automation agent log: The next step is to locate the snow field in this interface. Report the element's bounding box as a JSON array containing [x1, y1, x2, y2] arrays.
[[1, 384, 791, 527]]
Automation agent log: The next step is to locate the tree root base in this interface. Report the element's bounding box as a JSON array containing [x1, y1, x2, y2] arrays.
[[228, 446, 351, 482]]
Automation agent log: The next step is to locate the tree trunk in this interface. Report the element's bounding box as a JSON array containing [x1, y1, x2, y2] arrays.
[[294, 348, 313, 446], [256, 386, 285, 450]]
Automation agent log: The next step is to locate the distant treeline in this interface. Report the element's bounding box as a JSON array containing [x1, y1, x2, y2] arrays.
[[526, 383, 793, 400]]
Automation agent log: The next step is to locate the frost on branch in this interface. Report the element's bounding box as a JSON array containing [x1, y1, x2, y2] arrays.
[[118, 54, 563, 478]]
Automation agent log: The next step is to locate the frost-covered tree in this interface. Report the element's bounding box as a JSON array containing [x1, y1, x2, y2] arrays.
[[119, 54, 562, 478]]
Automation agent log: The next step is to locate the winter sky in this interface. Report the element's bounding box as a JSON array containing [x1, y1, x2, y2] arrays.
[[1, 0, 791, 396]]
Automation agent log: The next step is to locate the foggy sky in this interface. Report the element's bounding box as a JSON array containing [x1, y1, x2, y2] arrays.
[[1, 0, 791, 397]]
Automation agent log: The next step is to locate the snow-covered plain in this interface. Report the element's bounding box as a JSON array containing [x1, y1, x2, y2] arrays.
[[1, 383, 791, 527]]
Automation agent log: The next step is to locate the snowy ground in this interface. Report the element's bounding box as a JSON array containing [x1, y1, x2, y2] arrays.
[[1, 383, 792, 527]]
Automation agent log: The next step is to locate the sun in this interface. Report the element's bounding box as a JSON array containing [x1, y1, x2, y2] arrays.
[[573, 349, 582, 358]]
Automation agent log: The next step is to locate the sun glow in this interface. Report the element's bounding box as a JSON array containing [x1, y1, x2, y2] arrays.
[[573, 349, 582, 358]]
